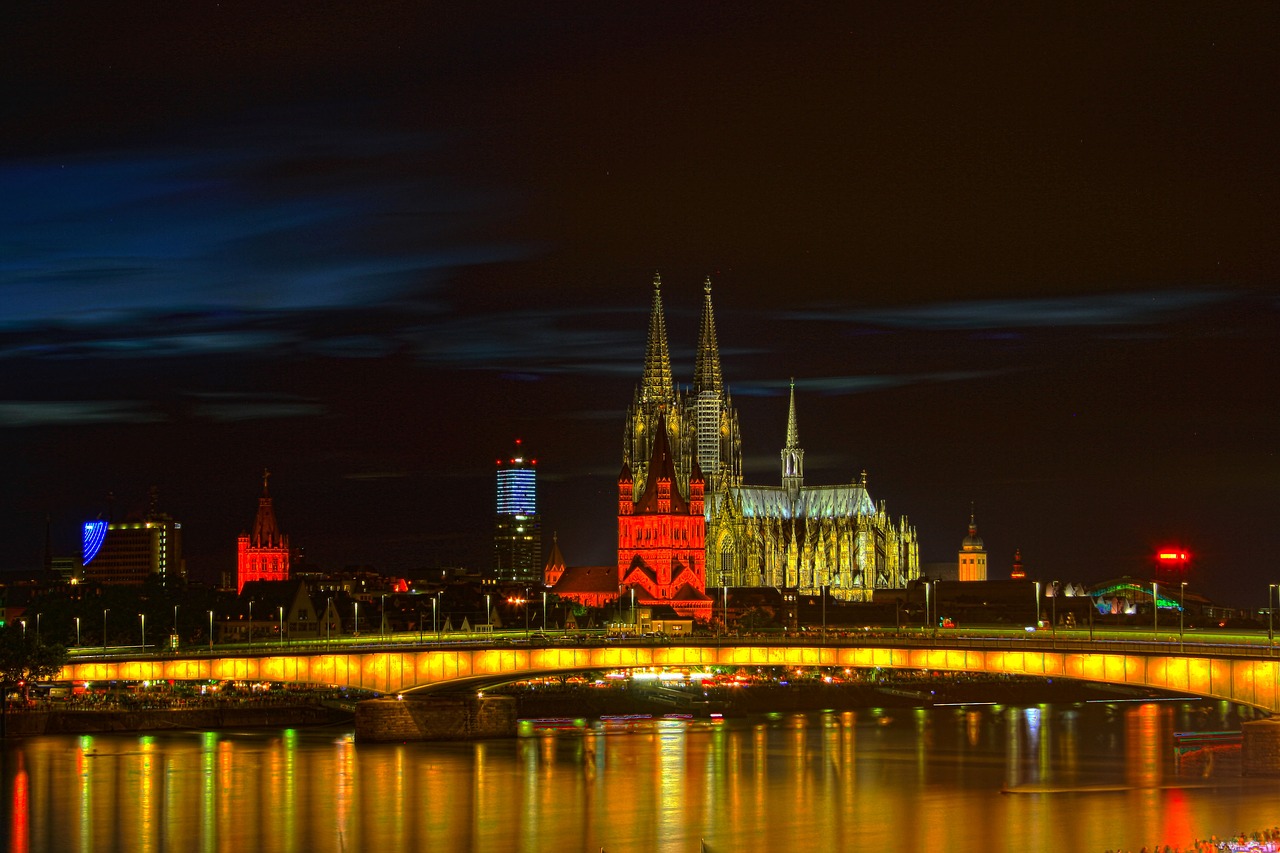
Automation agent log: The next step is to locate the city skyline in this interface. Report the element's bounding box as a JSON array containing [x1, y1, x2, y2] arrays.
[[2, 6, 1276, 603]]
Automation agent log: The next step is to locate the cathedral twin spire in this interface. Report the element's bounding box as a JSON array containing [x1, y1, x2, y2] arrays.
[[639, 273, 676, 408]]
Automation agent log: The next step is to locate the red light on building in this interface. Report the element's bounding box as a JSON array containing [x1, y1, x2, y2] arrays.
[[1157, 550, 1190, 563]]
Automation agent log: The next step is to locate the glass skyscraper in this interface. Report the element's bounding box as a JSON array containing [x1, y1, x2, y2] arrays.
[[494, 439, 541, 584]]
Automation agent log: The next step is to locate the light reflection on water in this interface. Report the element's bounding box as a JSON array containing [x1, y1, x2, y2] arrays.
[[0, 702, 1274, 853]]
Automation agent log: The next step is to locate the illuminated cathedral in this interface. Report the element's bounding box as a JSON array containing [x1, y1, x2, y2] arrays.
[[619, 275, 919, 608]]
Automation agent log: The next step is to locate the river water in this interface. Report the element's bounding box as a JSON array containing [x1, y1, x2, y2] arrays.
[[1, 700, 1275, 853]]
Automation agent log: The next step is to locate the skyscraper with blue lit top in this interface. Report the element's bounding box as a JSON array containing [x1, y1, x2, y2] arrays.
[[494, 439, 541, 584]]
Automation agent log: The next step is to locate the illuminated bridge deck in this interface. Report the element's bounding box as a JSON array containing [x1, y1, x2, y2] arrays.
[[60, 634, 1280, 713]]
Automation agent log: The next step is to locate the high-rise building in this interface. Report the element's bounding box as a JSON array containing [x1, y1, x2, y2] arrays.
[[237, 470, 291, 593], [494, 439, 542, 584], [81, 489, 184, 585]]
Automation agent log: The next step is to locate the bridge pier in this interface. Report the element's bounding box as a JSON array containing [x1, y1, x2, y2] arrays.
[[1242, 717, 1280, 776], [355, 694, 517, 743]]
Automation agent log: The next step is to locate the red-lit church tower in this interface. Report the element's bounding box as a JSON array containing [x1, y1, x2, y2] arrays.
[[617, 414, 712, 620], [236, 470, 290, 593]]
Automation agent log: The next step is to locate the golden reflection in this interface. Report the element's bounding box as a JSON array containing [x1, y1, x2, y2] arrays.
[[1125, 702, 1167, 788]]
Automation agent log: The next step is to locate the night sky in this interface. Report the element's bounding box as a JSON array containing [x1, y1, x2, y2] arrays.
[[3, 4, 1277, 604]]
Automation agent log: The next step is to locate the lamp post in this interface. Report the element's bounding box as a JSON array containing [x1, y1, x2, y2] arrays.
[[173, 605, 179, 646], [354, 602, 359, 638], [485, 593, 491, 633], [1180, 581, 1187, 650], [19, 620, 26, 642], [924, 582, 931, 634], [249, 600, 254, 648], [75, 616, 81, 647], [380, 594, 386, 640], [821, 585, 827, 642], [932, 579, 939, 637], [327, 597, 333, 646], [139, 613, 145, 650], [208, 610, 213, 651], [724, 584, 730, 638], [1152, 581, 1159, 641], [36, 613, 41, 643], [1033, 582, 1040, 631], [1269, 584, 1277, 649], [542, 591, 548, 635], [524, 589, 530, 637], [1051, 581, 1058, 646], [630, 587, 636, 628], [279, 605, 285, 648], [431, 595, 438, 641]]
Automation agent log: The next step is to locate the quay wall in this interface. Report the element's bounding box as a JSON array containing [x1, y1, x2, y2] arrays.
[[355, 695, 517, 742]]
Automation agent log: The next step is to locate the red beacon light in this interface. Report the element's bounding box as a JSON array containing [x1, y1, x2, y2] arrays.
[[1157, 550, 1190, 563]]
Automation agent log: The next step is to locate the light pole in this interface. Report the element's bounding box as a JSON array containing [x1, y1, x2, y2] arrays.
[[1152, 581, 1159, 641], [1051, 581, 1058, 645], [924, 582, 930, 634], [354, 602, 359, 637], [173, 604, 179, 646], [278, 605, 284, 648], [524, 589, 530, 636], [75, 616, 81, 647], [821, 585, 827, 642], [432, 594, 438, 641], [1033, 582, 1040, 630], [104, 608, 110, 650], [630, 587, 636, 628], [1269, 584, 1277, 648], [381, 594, 386, 640], [208, 610, 214, 651], [485, 593, 491, 632], [932, 580, 939, 636], [249, 600, 254, 647], [724, 584, 730, 637], [139, 613, 145, 649], [36, 613, 41, 642], [542, 591, 547, 635], [326, 597, 333, 646], [1180, 581, 1187, 650], [19, 620, 26, 642]]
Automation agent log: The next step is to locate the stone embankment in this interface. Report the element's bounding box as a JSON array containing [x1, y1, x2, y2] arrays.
[[2, 702, 353, 736]]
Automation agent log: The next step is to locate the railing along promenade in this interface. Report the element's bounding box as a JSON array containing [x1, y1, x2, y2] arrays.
[[58, 628, 1280, 713]]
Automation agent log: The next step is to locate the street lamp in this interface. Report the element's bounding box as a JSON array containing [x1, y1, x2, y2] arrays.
[[1180, 581, 1188, 650], [485, 593, 491, 632], [19, 620, 26, 642], [36, 613, 41, 642], [103, 609, 110, 651], [1152, 581, 1159, 641], [139, 613, 146, 649], [630, 587, 636, 628], [924, 582, 931, 634], [432, 594, 438, 641], [279, 605, 285, 648], [1051, 581, 1058, 644], [380, 594, 386, 640], [1269, 584, 1277, 648], [821, 584, 827, 642], [354, 602, 359, 637], [1033, 582, 1041, 630], [326, 597, 333, 646], [523, 589, 530, 636], [542, 591, 548, 635], [208, 610, 214, 651], [75, 616, 81, 647], [249, 600, 254, 648], [173, 605, 179, 646]]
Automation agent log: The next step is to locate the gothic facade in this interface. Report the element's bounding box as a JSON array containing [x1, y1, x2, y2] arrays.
[[620, 275, 919, 606]]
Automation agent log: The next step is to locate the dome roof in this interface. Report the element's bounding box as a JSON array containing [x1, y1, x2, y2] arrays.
[[961, 512, 985, 551]]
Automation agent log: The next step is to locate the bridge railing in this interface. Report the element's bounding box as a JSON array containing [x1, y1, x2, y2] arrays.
[[65, 630, 1280, 664]]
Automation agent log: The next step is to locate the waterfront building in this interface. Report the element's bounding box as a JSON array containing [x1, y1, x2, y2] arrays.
[[958, 511, 988, 581], [81, 489, 184, 585], [620, 276, 920, 606], [494, 439, 542, 584], [236, 470, 290, 593]]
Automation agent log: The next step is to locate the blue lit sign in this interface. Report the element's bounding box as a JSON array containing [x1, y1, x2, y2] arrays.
[[83, 521, 107, 565]]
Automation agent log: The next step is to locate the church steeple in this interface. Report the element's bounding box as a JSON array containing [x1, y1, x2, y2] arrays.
[[781, 379, 804, 498], [639, 272, 675, 408], [252, 468, 282, 547], [693, 277, 723, 396]]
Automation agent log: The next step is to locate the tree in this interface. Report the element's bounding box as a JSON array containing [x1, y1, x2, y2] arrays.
[[0, 625, 68, 700]]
